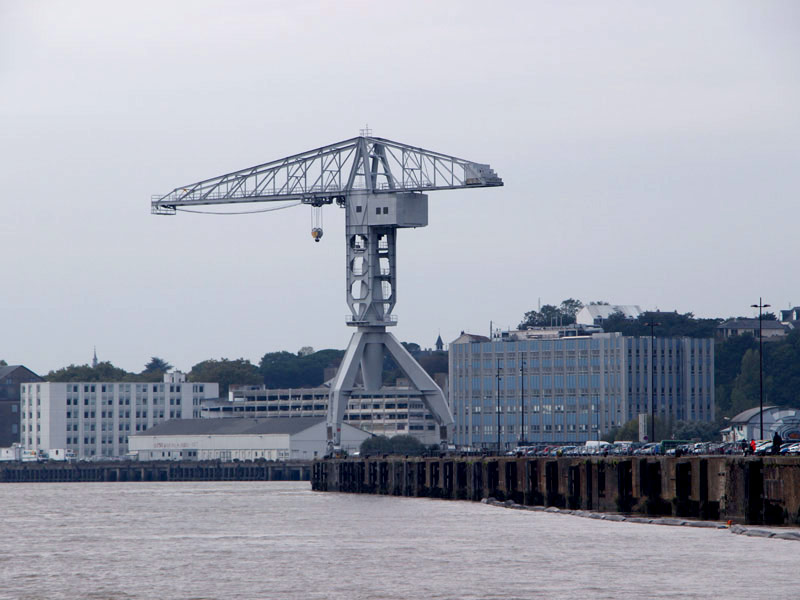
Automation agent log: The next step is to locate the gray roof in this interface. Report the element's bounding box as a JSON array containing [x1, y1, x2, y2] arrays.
[[730, 406, 777, 424], [0, 366, 18, 379], [133, 417, 327, 437], [0, 365, 41, 381], [451, 333, 490, 344]]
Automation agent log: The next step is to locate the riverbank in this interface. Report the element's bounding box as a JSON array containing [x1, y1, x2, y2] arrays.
[[481, 496, 800, 541]]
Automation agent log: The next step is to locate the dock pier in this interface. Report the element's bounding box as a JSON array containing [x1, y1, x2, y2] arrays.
[[0, 460, 311, 483], [313, 455, 800, 526]]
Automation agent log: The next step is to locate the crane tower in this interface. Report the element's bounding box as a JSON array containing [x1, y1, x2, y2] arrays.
[[152, 135, 502, 450]]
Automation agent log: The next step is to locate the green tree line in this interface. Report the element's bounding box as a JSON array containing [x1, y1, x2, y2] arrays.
[[43, 343, 449, 397]]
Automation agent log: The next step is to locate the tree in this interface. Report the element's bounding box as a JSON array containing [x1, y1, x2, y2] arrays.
[[188, 358, 262, 397], [729, 349, 761, 416], [401, 342, 421, 354], [417, 352, 449, 379], [297, 346, 314, 357], [139, 357, 173, 382], [762, 330, 800, 408], [388, 435, 426, 456], [602, 310, 721, 338], [0, 359, 7, 367], [559, 298, 583, 321], [672, 420, 721, 442], [144, 357, 172, 373], [382, 342, 447, 385], [360, 435, 393, 456], [603, 418, 639, 442], [259, 349, 344, 388], [603, 416, 672, 442], [359, 434, 426, 456], [519, 299, 583, 329], [46, 361, 132, 382]]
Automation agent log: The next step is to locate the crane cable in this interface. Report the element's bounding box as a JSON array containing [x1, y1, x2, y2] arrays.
[[174, 201, 302, 215]]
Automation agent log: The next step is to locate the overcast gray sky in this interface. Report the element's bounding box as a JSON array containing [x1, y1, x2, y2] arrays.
[[2, 0, 799, 375]]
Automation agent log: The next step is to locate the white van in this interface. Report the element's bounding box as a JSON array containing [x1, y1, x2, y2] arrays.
[[584, 441, 611, 449]]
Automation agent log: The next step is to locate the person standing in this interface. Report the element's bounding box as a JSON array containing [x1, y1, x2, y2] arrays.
[[750, 439, 757, 455], [772, 431, 783, 455]]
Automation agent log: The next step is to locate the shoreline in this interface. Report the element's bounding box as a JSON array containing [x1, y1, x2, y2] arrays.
[[481, 496, 800, 541]]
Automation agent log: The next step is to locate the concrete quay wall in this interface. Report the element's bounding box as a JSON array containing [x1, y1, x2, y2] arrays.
[[312, 456, 800, 526], [0, 460, 311, 483]]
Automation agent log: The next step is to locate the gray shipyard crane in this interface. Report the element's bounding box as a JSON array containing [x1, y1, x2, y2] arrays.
[[152, 134, 502, 450]]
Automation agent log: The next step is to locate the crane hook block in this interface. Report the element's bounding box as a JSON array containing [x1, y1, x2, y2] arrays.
[[311, 227, 323, 242]]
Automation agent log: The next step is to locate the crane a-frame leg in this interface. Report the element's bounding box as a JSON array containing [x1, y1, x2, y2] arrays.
[[326, 327, 453, 450]]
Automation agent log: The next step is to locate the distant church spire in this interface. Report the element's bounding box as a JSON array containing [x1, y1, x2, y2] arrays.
[[435, 333, 444, 351], [92, 347, 98, 368]]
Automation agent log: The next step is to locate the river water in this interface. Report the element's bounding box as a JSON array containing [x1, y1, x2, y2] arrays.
[[0, 481, 796, 600]]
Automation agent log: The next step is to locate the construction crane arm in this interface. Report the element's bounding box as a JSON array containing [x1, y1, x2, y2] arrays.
[[151, 136, 502, 215]]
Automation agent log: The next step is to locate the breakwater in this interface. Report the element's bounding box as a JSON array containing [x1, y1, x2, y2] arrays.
[[312, 455, 800, 526], [0, 460, 311, 483]]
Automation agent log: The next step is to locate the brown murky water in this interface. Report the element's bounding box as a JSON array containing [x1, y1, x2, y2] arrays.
[[1, 481, 796, 599]]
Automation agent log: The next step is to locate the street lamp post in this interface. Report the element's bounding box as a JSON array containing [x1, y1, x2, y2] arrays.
[[751, 298, 770, 440], [496, 359, 502, 453], [644, 317, 661, 444], [519, 359, 526, 446]]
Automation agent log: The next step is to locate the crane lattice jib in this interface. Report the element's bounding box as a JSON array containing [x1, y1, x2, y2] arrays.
[[151, 136, 502, 214]]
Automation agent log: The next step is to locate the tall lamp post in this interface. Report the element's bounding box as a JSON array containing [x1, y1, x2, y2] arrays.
[[751, 298, 770, 440], [644, 317, 661, 444], [496, 359, 502, 453], [519, 358, 526, 446]]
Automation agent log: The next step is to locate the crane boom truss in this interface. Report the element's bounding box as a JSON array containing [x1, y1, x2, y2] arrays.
[[151, 136, 502, 214]]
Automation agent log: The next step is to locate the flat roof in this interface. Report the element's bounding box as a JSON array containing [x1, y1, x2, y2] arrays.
[[133, 417, 326, 437]]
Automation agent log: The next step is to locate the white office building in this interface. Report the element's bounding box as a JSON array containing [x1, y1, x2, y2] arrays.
[[449, 330, 714, 448], [20, 373, 219, 459]]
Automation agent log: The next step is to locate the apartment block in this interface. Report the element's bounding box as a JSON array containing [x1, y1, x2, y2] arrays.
[[20, 373, 219, 459]]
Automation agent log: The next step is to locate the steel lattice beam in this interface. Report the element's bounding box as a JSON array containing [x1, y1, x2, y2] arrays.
[[151, 136, 502, 214]]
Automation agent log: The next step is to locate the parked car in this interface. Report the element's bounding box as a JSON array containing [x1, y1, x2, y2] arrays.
[[754, 440, 772, 456], [783, 442, 800, 455]]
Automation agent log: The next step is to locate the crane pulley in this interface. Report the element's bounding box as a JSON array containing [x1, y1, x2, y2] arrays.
[[311, 205, 323, 242]]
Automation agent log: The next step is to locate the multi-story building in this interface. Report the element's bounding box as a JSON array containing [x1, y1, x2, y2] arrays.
[[20, 372, 219, 459], [0, 365, 43, 446], [449, 330, 714, 449], [202, 383, 442, 445]]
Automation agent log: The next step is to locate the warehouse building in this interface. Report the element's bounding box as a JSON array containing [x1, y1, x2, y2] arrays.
[[720, 406, 800, 442], [128, 417, 370, 461]]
